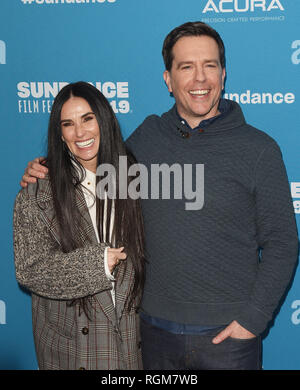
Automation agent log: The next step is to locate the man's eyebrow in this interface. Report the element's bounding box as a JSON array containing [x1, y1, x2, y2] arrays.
[[204, 59, 219, 64], [175, 59, 219, 69], [176, 61, 193, 69]]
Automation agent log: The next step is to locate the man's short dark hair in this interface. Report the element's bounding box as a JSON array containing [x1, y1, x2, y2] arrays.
[[162, 21, 226, 71]]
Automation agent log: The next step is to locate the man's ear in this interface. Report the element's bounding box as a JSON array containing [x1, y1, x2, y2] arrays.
[[163, 70, 172, 93], [221, 67, 226, 90]]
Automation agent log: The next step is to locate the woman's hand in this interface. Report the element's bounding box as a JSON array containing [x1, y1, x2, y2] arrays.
[[107, 247, 127, 273]]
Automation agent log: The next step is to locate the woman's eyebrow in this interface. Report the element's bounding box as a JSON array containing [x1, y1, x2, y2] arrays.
[[60, 112, 95, 124]]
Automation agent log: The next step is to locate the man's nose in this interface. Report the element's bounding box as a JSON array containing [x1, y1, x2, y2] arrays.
[[194, 65, 206, 82]]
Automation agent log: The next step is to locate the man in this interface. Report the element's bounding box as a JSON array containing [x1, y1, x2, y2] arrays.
[[21, 22, 298, 370]]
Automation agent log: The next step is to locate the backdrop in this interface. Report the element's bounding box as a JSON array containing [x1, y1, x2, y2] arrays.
[[0, 0, 299, 370]]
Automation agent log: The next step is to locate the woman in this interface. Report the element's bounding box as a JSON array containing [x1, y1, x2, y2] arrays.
[[13, 82, 145, 370]]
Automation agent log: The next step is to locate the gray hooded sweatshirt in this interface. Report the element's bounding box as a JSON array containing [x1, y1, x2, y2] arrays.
[[126, 99, 298, 335]]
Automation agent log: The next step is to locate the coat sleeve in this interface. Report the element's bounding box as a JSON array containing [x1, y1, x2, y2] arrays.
[[236, 142, 299, 335], [13, 189, 112, 300]]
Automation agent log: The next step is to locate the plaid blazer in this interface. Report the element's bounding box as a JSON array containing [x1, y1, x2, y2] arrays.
[[13, 178, 142, 370]]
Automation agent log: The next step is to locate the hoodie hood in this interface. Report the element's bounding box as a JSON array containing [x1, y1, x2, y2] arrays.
[[161, 99, 247, 137]]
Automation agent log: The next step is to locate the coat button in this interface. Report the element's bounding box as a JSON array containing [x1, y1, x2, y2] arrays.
[[81, 327, 89, 335]]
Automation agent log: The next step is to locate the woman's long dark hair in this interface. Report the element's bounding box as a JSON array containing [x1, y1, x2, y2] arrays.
[[45, 81, 145, 312]]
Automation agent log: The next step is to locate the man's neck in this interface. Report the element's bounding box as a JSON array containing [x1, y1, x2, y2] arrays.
[[176, 99, 229, 130]]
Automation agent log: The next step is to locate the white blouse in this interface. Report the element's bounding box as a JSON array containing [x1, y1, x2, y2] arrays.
[[81, 168, 116, 306]]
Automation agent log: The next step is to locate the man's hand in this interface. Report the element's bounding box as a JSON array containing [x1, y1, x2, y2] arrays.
[[107, 247, 127, 273], [20, 157, 48, 188], [212, 320, 256, 344]]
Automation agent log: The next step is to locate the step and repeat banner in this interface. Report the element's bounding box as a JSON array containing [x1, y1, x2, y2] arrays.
[[0, 0, 299, 370]]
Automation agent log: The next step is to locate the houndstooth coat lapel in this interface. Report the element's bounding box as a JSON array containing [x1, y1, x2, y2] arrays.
[[35, 177, 118, 327]]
